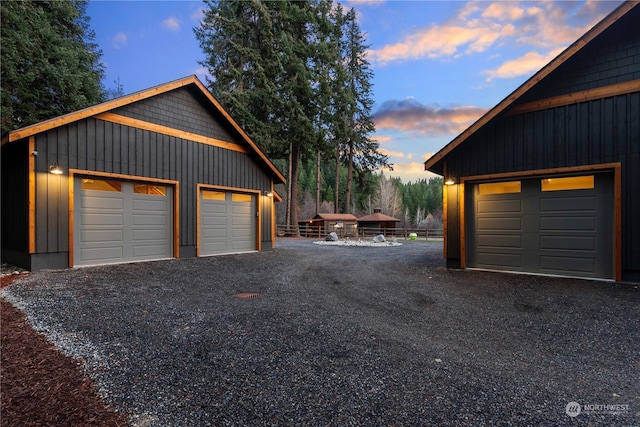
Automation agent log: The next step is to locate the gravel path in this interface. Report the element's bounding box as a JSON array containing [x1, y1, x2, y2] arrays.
[[2, 238, 639, 426]]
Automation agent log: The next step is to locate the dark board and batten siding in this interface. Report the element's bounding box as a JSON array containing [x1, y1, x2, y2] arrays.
[[113, 86, 237, 144], [0, 141, 29, 257], [29, 117, 274, 267], [451, 93, 640, 177]]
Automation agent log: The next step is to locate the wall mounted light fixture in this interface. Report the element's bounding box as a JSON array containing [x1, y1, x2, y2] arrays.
[[444, 177, 456, 185], [264, 191, 274, 197], [49, 165, 63, 175]]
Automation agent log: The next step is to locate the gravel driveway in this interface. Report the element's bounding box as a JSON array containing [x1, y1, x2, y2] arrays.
[[3, 238, 639, 426]]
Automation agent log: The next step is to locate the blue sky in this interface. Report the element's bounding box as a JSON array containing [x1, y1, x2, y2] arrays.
[[87, 0, 623, 183]]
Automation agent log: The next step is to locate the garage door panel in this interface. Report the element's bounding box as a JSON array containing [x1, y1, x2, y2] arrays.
[[232, 204, 251, 212], [132, 244, 170, 257], [75, 178, 172, 267], [478, 217, 522, 231], [132, 198, 168, 210], [81, 229, 124, 243], [540, 235, 596, 251], [233, 216, 253, 227], [202, 241, 228, 252], [477, 234, 522, 248], [202, 228, 227, 238], [540, 196, 595, 212], [79, 247, 124, 262], [81, 213, 124, 226], [232, 227, 252, 239], [540, 255, 595, 273], [477, 252, 522, 268], [478, 199, 521, 213], [232, 240, 253, 250], [540, 217, 595, 231], [132, 228, 169, 241], [132, 213, 168, 226], [81, 195, 123, 210], [201, 216, 226, 226], [202, 203, 226, 214]]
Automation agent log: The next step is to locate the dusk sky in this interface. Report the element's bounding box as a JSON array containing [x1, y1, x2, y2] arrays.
[[86, 0, 623, 183]]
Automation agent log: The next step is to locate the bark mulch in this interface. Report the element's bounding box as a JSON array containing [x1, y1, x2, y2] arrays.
[[1, 274, 129, 426]]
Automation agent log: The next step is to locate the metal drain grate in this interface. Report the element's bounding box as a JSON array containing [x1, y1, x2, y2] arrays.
[[232, 292, 262, 299]]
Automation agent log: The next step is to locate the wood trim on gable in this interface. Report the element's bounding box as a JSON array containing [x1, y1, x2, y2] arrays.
[[95, 112, 248, 153], [507, 80, 640, 116]]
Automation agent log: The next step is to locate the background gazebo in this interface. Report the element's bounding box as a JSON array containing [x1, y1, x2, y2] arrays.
[[299, 213, 358, 238], [357, 209, 401, 236]]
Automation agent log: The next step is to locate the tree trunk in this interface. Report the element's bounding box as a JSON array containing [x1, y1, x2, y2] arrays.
[[334, 146, 340, 213], [345, 140, 354, 214], [316, 150, 321, 214], [289, 143, 301, 234], [286, 143, 293, 226]]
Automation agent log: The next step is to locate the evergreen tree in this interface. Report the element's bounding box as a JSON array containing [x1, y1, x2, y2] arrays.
[[195, 0, 281, 154], [328, 3, 350, 213], [1, 0, 105, 135], [337, 8, 389, 213], [107, 77, 125, 100]]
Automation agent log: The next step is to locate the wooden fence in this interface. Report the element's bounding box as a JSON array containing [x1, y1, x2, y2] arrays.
[[277, 224, 443, 240]]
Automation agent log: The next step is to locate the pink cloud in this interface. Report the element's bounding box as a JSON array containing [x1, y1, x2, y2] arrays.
[[372, 98, 487, 137], [378, 148, 405, 158], [373, 135, 393, 144], [483, 48, 564, 81], [112, 32, 127, 49], [380, 162, 441, 182], [163, 17, 180, 32]]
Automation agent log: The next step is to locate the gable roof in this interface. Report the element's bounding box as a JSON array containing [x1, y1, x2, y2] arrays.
[[2, 75, 286, 183], [358, 212, 400, 222], [309, 213, 359, 221], [424, 1, 640, 175]]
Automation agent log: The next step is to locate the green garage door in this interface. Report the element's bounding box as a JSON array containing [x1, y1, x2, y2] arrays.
[[200, 190, 256, 256], [74, 177, 173, 267], [467, 173, 614, 279]]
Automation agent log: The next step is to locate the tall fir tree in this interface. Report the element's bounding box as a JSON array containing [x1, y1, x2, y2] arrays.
[[1, 0, 105, 135], [341, 8, 388, 213], [328, 3, 350, 213], [195, 0, 281, 155]]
